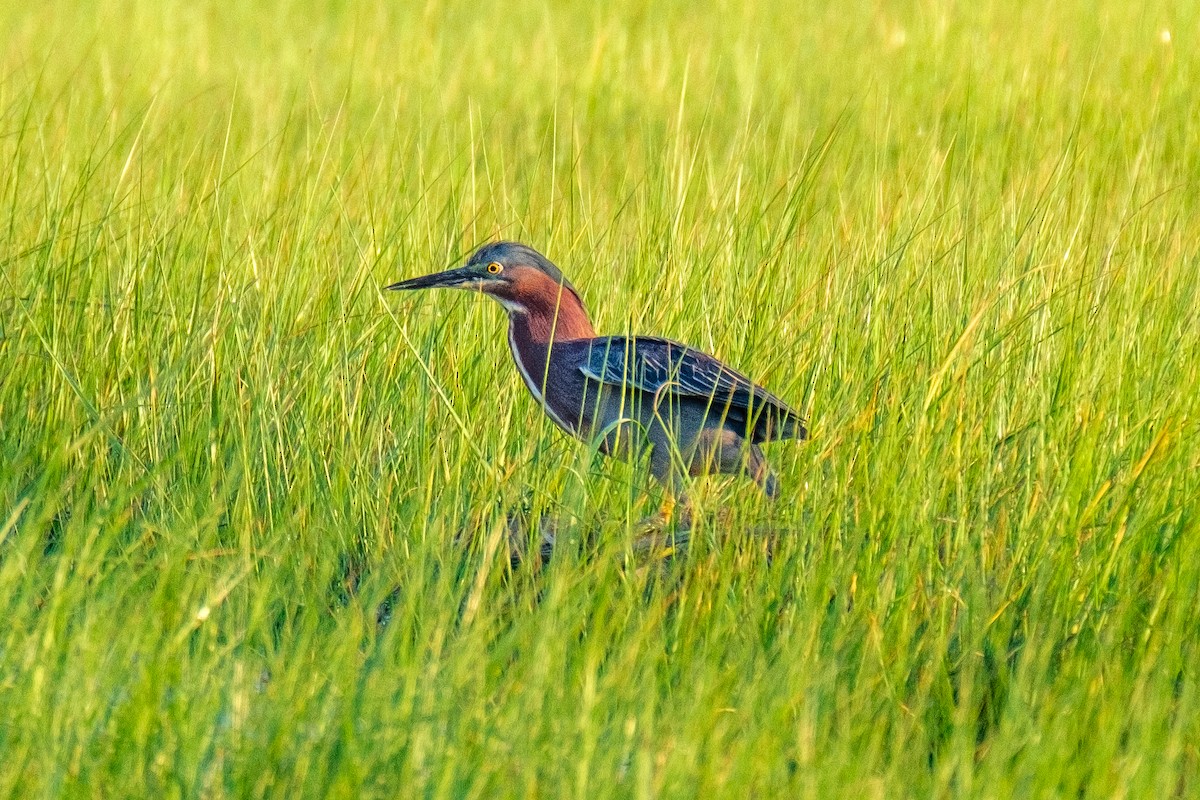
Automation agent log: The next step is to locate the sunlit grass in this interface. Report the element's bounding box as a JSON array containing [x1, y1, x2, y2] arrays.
[[1, 0, 1198, 796]]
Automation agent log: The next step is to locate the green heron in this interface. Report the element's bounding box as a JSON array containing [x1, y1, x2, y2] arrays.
[[387, 242, 806, 509]]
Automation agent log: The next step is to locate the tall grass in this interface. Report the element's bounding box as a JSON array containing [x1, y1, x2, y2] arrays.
[[1, 0, 1197, 796]]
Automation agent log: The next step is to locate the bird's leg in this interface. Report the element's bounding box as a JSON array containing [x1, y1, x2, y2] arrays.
[[698, 427, 780, 500], [657, 489, 694, 527], [647, 443, 694, 529], [658, 492, 676, 520], [745, 443, 779, 499]]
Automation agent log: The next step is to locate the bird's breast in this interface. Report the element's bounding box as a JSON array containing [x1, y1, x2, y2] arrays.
[[506, 322, 591, 437]]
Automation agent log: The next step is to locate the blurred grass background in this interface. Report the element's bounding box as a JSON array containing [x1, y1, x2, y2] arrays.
[[1, 0, 1198, 796]]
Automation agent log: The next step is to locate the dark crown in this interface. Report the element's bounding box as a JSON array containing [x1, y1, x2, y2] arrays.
[[467, 241, 578, 296]]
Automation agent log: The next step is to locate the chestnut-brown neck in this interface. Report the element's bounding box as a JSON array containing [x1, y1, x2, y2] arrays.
[[511, 298, 595, 345], [499, 269, 596, 344]]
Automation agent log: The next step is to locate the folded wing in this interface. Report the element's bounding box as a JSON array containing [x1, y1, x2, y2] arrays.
[[579, 336, 807, 443]]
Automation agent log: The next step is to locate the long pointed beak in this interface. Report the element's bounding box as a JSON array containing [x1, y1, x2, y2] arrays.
[[385, 266, 479, 292]]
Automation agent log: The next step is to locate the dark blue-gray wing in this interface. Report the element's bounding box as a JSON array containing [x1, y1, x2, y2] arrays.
[[579, 336, 807, 442]]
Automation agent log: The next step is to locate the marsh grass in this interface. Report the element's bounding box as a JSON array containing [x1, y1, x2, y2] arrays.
[[1, 0, 1198, 796]]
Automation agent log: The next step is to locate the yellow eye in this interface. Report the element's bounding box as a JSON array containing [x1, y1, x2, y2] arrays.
[[486, 261, 503, 274]]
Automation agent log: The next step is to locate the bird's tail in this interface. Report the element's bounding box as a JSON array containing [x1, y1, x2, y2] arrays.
[[781, 413, 808, 441], [751, 408, 807, 443]]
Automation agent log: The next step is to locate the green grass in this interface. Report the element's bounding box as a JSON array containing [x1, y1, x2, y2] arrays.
[[2, 0, 1198, 796]]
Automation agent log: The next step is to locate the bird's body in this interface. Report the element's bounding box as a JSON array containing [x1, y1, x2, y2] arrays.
[[388, 242, 806, 502]]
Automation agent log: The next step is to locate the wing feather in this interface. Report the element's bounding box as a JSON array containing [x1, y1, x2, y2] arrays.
[[579, 336, 806, 442]]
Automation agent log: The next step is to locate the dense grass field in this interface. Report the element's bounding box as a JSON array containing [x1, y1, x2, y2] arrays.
[[2, 0, 1198, 796]]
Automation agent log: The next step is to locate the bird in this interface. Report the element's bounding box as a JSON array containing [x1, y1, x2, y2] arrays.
[[386, 241, 806, 513]]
